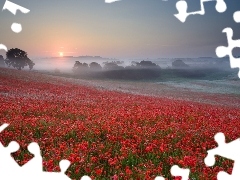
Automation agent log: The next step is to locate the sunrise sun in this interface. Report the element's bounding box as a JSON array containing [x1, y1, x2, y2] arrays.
[[59, 52, 63, 57]]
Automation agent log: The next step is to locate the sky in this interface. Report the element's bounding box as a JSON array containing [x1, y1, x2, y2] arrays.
[[0, 0, 240, 59]]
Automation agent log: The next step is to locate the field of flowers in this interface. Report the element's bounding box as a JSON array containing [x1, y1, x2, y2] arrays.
[[0, 68, 240, 179]]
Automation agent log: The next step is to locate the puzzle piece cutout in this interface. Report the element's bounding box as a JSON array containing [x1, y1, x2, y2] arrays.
[[0, 123, 9, 132], [0, 44, 8, 52], [155, 165, 190, 180], [105, 0, 121, 3], [155, 177, 165, 180], [2, 0, 30, 33], [0, 141, 20, 174], [11, 23, 22, 33], [80, 175, 92, 180], [234, 11, 240, 23], [20, 142, 43, 175], [0, 123, 76, 180], [204, 132, 240, 180], [216, 25, 240, 78], [174, 0, 227, 22], [2, 0, 30, 15], [171, 165, 190, 180]]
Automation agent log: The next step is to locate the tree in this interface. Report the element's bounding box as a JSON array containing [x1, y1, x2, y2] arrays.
[[0, 55, 5, 67], [5, 48, 35, 70], [89, 62, 102, 70], [103, 62, 124, 70], [172, 59, 189, 69], [72, 61, 89, 74], [135, 60, 160, 69]]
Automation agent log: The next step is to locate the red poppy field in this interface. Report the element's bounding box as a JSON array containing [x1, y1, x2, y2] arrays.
[[0, 68, 240, 179]]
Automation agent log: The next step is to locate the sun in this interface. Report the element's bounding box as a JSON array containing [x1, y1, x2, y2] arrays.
[[59, 52, 64, 57]]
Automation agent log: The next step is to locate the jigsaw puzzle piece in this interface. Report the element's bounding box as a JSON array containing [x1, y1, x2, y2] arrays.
[[216, 28, 240, 78], [216, 28, 234, 58], [205, 133, 240, 179], [13, 145, 72, 180], [0, 123, 21, 178], [21, 142, 43, 174], [175, 0, 227, 23], [11, 23, 22, 33], [0, 44, 8, 52], [205, 132, 240, 165], [40, 160, 71, 180], [154, 176, 165, 180], [59, 159, 71, 174], [215, 0, 227, 13], [175, 0, 189, 22], [41, 172, 71, 180], [171, 165, 190, 180], [80, 175, 92, 180], [105, 0, 121, 3], [154, 165, 190, 180], [2, 0, 30, 15], [217, 171, 235, 180], [234, 11, 240, 23], [0, 123, 73, 180], [0, 123, 9, 132], [0, 141, 20, 174]]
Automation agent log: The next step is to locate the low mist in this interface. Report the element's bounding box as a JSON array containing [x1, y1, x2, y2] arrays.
[[29, 56, 237, 80]]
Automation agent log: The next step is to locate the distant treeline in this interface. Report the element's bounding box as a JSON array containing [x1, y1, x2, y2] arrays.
[[72, 60, 161, 80], [70, 59, 233, 80]]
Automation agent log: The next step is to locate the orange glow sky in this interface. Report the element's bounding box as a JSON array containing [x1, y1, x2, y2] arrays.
[[0, 0, 239, 59]]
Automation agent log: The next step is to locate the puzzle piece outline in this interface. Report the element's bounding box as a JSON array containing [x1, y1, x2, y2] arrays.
[[174, 0, 227, 23], [2, 0, 30, 15], [205, 132, 240, 180], [0, 124, 75, 180], [155, 165, 190, 180], [215, 11, 240, 78], [105, 0, 121, 3]]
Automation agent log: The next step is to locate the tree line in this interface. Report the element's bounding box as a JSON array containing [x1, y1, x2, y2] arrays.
[[72, 60, 162, 80]]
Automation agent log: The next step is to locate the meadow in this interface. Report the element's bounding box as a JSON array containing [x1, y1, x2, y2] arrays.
[[0, 68, 240, 179]]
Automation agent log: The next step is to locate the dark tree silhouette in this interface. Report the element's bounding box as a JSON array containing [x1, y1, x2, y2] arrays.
[[89, 62, 102, 70], [103, 62, 124, 70], [135, 60, 160, 69], [102, 60, 161, 80], [72, 60, 161, 80], [5, 48, 35, 70], [0, 55, 5, 67], [172, 59, 189, 69], [72, 61, 89, 74]]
